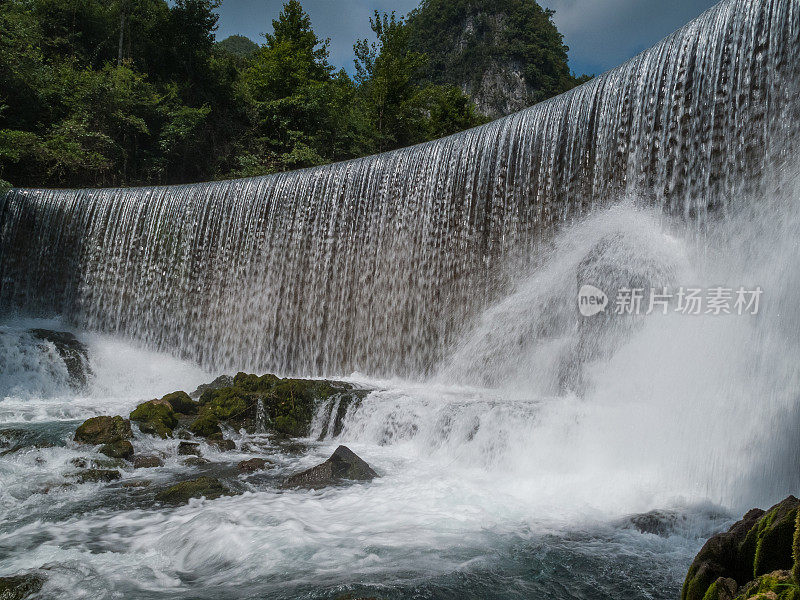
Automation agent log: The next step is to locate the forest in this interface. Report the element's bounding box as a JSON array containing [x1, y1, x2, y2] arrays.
[[0, 0, 587, 189]]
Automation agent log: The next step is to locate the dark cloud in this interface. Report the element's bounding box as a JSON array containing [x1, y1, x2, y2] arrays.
[[545, 0, 719, 75], [214, 0, 720, 76]]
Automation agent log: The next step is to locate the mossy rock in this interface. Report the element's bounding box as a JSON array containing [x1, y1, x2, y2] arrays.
[[130, 400, 178, 439], [160, 391, 198, 415], [77, 469, 121, 483], [734, 570, 800, 599], [739, 497, 800, 580], [188, 414, 221, 437], [177, 441, 201, 456], [684, 498, 800, 600], [702, 577, 738, 600], [193, 372, 365, 437], [190, 374, 234, 398], [99, 440, 134, 460], [155, 476, 231, 505], [0, 572, 44, 600], [199, 388, 248, 421], [207, 434, 235, 451], [75, 415, 132, 445], [133, 455, 163, 469]]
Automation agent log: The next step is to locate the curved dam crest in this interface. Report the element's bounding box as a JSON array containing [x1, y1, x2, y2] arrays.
[[0, 0, 798, 377]]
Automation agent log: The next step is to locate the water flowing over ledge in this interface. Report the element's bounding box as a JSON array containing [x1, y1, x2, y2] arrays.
[[1, 0, 798, 377]]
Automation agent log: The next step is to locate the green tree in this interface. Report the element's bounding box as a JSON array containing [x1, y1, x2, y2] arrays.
[[237, 0, 367, 174], [354, 10, 486, 152], [406, 0, 590, 116]]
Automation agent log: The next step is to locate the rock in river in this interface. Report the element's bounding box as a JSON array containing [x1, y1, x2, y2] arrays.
[[74, 416, 132, 445], [282, 445, 378, 489], [155, 477, 231, 505]]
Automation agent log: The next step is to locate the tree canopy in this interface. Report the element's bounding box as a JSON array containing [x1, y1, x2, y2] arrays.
[[0, 0, 587, 190]]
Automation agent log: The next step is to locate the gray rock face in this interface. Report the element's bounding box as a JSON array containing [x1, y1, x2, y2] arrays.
[[282, 445, 378, 489]]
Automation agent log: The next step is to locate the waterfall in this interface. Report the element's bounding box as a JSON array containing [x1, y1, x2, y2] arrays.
[[256, 398, 267, 434], [0, 0, 798, 378]]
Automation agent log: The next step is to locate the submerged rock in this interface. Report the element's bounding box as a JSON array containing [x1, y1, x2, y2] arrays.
[[207, 435, 235, 451], [155, 476, 231, 504], [98, 440, 134, 460], [177, 441, 201, 456], [282, 445, 378, 489], [238, 458, 271, 473], [133, 455, 163, 469], [0, 572, 45, 600], [76, 469, 121, 483], [74, 416, 132, 445], [30, 328, 91, 389], [682, 496, 800, 600], [121, 480, 151, 488], [130, 400, 178, 438]]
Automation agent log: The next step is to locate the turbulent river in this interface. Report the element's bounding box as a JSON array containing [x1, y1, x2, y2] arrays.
[[1, 0, 800, 598]]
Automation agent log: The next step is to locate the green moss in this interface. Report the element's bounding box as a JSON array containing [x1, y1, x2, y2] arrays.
[[735, 571, 800, 599], [201, 390, 248, 421], [753, 506, 799, 578], [77, 468, 121, 483], [74, 415, 132, 445], [160, 391, 197, 415], [0, 573, 44, 600], [99, 440, 134, 460], [155, 476, 230, 504], [130, 401, 178, 438], [191, 373, 364, 437], [702, 578, 736, 600], [188, 414, 221, 437]]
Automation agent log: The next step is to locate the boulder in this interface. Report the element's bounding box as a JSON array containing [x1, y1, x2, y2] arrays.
[[155, 476, 231, 504], [76, 469, 121, 483], [187, 414, 221, 438], [238, 458, 271, 473], [74, 416, 132, 445], [190, 374, 234, 398], [182, 457, 209, 467], [682, 496, 800, 600], [99, 440, 134, 460], [193, 372, 367, 437], [121, 480, 151, 488], [130, 400, 178, 438], [699, 577, 738, 600], [30, 329, 91, 389], [207, 435, 236, 451], [133, 455, 163, 468], [160, 391, 198, 415], [282, 446, 378, 489], [177, 441, 201, 456], [0, 572, 45, 600]]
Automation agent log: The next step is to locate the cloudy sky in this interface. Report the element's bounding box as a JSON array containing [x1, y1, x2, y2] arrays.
[[215, 0, 719, 76]]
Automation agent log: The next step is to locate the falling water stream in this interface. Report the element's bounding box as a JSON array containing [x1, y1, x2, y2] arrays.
[[1, 0, 799, 597]]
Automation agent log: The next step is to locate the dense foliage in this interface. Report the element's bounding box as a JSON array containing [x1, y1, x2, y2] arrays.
[[407, 0, 591, 115], [0, 0, 584, 189]]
